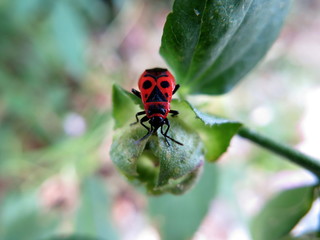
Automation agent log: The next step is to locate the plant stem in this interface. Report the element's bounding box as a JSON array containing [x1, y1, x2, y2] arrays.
[[237, 127, 320, 177]]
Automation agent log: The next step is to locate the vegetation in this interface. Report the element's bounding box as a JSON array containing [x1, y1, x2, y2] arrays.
[[0, 0, 319, 239]]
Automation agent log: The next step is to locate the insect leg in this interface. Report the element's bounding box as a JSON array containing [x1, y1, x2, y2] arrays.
[[139, 115, 150, 131], [130, 111, 146, 125], [132, 88, 141, 99], [161, 124, 170, 146], [161, 119, 183, 146], [172, 84, 180, 95], [135, 116, 153, 144], [169, 110, 179, 117]]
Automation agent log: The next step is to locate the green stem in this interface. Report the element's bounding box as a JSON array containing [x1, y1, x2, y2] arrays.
[[237, 127, 320, 177]]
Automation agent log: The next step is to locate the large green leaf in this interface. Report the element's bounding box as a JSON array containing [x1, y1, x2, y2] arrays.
[[161, 0, 290, 94], [148, 163, 218, 240], [250, 185, 317, 240]]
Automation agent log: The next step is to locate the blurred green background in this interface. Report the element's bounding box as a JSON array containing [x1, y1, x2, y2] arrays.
[[0, 0, 319, 239]]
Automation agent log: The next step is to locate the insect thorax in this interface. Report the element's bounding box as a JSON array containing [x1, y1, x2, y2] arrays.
[[145, 102, 170, 118]]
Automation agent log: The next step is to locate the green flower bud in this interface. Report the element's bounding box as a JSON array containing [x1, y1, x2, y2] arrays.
[[110, 118, 204, 195], [110, 84, 241, 195]]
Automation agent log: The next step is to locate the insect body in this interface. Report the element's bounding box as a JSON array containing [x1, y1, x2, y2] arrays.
[[131, 68, 183, 146]]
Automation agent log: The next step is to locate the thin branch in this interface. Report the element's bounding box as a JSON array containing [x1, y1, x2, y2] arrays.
[[237, 127, 320, 177]]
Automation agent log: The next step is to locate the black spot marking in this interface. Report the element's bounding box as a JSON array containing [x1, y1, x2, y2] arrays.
[[145, 94, 148, 98], [165, 93, 169, 98], [160, 81, 170, 88], [143, 80, 152, 89]]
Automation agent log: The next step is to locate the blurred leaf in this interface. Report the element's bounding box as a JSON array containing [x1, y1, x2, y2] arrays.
[[76, 0, 110, 26], [11, 0, 45, 24], [0, 191, 59, 240], [75, 176, 117, 240], [50, 0, 87, 78], [0, 112, 110, 184], [148, 162, 218, 240], [46, 236, 100, 240], [45, 236, 101, 240], [161, 0, 290, 94], [251, 185, 317, 240], [281, 232, 320, 240]]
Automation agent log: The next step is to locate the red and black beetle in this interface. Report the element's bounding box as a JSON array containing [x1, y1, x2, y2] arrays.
[[131, 68, 183, 146]]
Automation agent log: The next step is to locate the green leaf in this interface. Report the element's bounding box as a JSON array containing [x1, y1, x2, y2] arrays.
[[112, 84, 139, 129], [161, 0, 290, 94], [172, 100, 242, 161], [148, 162, 218, 240], [75, 176, 117, 240], [250, 185, 317, 240]]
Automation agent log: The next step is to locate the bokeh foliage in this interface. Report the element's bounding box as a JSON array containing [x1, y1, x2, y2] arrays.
[[1, 0, 319, 239], [0, 0, 112, 176], [0, 0, 115, 239]]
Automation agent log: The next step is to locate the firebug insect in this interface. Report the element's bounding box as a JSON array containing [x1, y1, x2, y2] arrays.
[[131, 68, 183, 146]]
